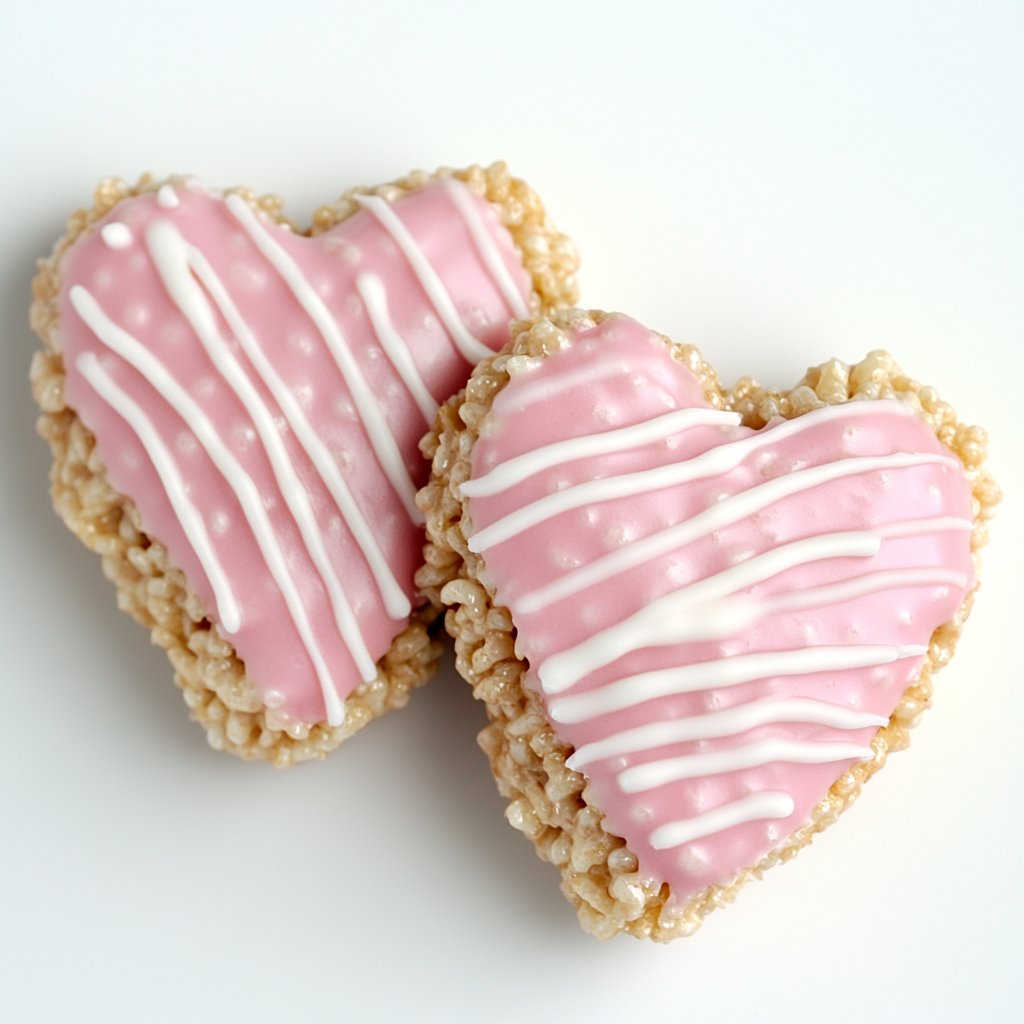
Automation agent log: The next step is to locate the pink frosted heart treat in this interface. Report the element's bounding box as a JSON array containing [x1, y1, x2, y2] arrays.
[[30, 164, 578, 765], [421, 309, 999, 939]]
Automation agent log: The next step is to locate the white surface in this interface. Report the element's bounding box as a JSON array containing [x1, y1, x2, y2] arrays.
[[1, 2, 1021, 1021]]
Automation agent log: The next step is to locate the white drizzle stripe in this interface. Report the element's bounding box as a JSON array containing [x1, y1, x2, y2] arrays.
[[649, 792, 795, 850], [761, 567, 966, 617], [353, 194, 494, 365], [516, 452, 958, 614], [224, 193, 423, 524], [146, 220, 379, 677], [538, 522, 969, 693], [69, 285, 349, 726], [184, 244, 411, 621], [441, 178, 531, 319], [76, 352, 241, 634], [468, 400, 919, 553], [461, 408, 742, 499], [356, 273, 439, 423], [540, 530, 882, 693], [500, 359, 635, 413], [157, 185, 180, 208], [547, 644, 928, 724], [567, 698, 888, 769], [619, 738, 874, 794]]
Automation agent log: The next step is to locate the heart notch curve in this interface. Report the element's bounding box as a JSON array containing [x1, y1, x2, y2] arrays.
[[422, 309, 999, 940]]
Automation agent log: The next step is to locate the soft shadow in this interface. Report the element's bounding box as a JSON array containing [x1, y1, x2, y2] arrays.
[[0, 217, 207, 759], [364, 648, 583, 938]]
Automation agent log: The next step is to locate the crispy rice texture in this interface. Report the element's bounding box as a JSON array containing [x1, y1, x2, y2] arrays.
[[30, 163, 580, 767], [417, 309, 1001, 940]]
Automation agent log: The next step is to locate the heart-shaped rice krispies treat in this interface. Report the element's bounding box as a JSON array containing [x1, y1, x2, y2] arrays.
[[30, 162, 578, 767], [418, 309, 999, 940]]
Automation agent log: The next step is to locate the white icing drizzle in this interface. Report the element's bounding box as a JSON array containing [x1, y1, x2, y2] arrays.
[[69, 285, 351, 726], [619, 738, 874, 794], [468, 400, 920, 553], [356, 272, 439, 423], [760, 566, 966, 617], [547, 644, 928, 724], [225, 193, 422, 523], [353, 193, 494, 365], [144, 220, 384, 674], [538, 523, 969, 694], [76, 352, 241, 634], [460, 407, 742, 499], [649, 792, 795, 850], [101, 223, 132, 249], [567, 698, 888, 769], [180, 239, 411, 621], [497, 358, 636, 413], [441, 178, 531, 320], [515, 451, 958, 614], [157, 185, 180, 209]]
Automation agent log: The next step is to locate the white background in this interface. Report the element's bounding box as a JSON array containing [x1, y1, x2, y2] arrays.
[[1, 2, 1021, 1021]]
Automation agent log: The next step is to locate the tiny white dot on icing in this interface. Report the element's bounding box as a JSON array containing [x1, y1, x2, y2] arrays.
[[604, 524, 633, 548], [195, 377, 217, 398], [765, 824, 780, 842], [263, 495, 277, 510], [898, 609, 913, 625], [316, 279, 333, 298], [211, 512, 230, 534], [176, 431, 198, 456], [465, 306, 490, 331], [288, 332, 316, 355], [157, 185, 180, 208], [123, 303, 149, 328], [630, 803, 653, 823], [93, 269, 112, 290], [928, 485, 941, 499], [101, 223, 133, 249], [872, 668, 891, 685], [233, 424, 257, 449], [334, 397, 356, 420], [231, 264, 267, 290]]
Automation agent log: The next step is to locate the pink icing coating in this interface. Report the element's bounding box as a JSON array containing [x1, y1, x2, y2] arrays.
[[469, 315, 973, 903], [60, 180, 530, 725]]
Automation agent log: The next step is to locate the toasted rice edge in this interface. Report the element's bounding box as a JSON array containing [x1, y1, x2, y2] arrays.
[[417, 308, 1001, 940], [29, 164, 580, 767]]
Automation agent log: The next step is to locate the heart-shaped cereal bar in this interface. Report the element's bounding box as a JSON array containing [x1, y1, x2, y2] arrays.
[[420, 309, 999, 939], [30, 163, 577, 766]]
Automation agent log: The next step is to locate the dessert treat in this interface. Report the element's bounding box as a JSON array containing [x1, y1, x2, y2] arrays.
[[420, 309, 999, 939], [30, 163, 578, 766]]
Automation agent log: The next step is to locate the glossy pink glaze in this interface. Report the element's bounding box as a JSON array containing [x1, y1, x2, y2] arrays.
[[60, 180, 530, 725], [468, 315, 973, 903]]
